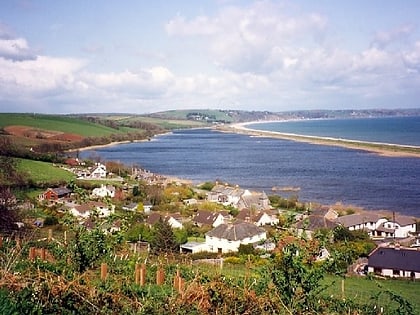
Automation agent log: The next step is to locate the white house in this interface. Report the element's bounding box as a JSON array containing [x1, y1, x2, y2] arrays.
[[377, 215, 416, 238], [90, 163, 107, 179], [205, 222, 267, 253], [207, 184, 251, 207], [69, 201, 115, 219], [334, 213, 416, 239], [92, 184, 115, 198]]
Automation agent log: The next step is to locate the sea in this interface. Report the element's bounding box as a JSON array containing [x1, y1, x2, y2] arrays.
[[80, 116, 420, 217]]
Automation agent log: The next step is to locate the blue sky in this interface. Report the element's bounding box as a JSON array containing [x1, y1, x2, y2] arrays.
[[1, 0, 420, 114]]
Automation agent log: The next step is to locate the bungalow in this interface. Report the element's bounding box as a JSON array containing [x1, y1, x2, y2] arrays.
[[333, 213, 387, 236], [236, 209, 279, 226], [192, 210, 225, 228], [69, 201, 115, 219], [334, 213, 416, 239], [39, 187, 71, 201], [367, 246, 420, 279], [205, 222, 267, 253], [92, 184, 116, 198]]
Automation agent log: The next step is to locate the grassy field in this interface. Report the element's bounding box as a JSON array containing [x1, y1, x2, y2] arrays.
[[119, 115, 209, 129], [321, 275, 419, 312], [0, 113, 123, 137], [200, 263, 420, 312], [17, 158, 75, 184], [149, 109, 234, 122]]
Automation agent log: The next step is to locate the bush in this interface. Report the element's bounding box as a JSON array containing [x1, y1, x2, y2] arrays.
[[44, 216, 59, 226]]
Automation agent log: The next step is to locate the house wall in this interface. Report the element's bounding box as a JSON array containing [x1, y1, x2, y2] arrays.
[[367, 267, 420, 279], [205, 232, 266, 253]]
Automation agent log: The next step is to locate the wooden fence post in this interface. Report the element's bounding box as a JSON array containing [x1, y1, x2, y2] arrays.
[[101, 263, 108, 281], [135, 263, 140, 285], [173, 269, 184, 293], [156, 267, 164, 285], [41, 248, 46, 261], [29, 247, 35, 261], [140, 263, 146, 286], [48, 229, 53, 241]]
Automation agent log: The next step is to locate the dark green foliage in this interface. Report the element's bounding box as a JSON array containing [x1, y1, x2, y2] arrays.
[[238, 244, 255, 255], [43, 216, 59, 226], [70, 226, 112, 273], [269, 243, 326, 313], [150, 218, 178, 254], [199, 181, 215, 191]]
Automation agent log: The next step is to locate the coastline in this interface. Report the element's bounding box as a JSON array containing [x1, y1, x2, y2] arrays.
[[218, 121, 420, 158], [67, 132, 173, 153]]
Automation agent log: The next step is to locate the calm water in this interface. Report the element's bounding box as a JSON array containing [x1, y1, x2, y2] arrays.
[[247, 116, 420, 146], [81, 120, 420, 216]]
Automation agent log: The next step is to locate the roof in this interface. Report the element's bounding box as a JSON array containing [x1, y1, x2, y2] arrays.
[[51, 187, 71, 196], [393, 215, 416, 227], [368, 247, 420, 273], [334, 213, 382, 227], [206, 222, 266, 241], [193, 210, 222, 225], [295, 215, 338, 231]]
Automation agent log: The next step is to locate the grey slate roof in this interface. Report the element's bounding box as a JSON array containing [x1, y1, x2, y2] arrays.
[[52, 187, 71, 196], [334, 213, 382, 227], [206, 222, 266, 241], [368, 247, 420, 273]]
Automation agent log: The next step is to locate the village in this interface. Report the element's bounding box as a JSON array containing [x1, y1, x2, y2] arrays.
[[31, 157, 420, 281]]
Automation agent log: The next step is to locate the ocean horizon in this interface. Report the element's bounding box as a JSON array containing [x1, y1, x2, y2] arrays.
[[80, 117, 420, 217]]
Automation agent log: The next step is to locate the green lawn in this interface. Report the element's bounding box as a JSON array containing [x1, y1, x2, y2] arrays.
[[17, 158, 75, 184]]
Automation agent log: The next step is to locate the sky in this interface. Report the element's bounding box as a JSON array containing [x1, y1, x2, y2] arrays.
[[1, 0, 420, 114]]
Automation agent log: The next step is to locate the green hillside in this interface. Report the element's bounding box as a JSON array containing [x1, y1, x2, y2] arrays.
[[17, 158, 75, 185], [0, 113, 122, 137]]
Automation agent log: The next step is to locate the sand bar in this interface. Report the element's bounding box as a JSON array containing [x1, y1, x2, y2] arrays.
[[217, 121, 420, 158]]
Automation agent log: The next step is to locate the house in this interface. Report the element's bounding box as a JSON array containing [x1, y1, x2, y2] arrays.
[[90, 163, 107, 179], [367, 246, 420, 279], [192, 210, 225, 228], [334, 212, 416, 239], [39, 187, 71, 201], [236, 191, 271, 211], [295, 215, 338, 239], [146, 212, 184, 229], [205, 222, 267, 253], [373, 215, 416, 238], [207, 184, 250, 207], [333, 213, 387, 237], [310, 206, 338, 221], [92, 184, 116, 198], [69, 201, 115, 219], [236, 209, 279, 226]]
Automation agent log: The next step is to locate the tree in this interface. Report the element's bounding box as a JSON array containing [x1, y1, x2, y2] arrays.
[[269, 243, 326, 313], [150, 218, 178, 254], [0, 187, 22, 234]]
